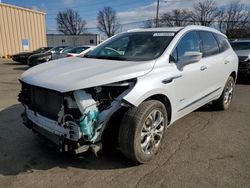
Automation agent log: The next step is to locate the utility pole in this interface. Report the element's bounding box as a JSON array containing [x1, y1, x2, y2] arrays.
[[155, 0, 160, 27]]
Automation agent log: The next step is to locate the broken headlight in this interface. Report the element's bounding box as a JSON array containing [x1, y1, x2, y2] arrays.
[[63, 79, 137, 141]]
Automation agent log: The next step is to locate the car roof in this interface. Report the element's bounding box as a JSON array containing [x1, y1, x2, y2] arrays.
[[128, 27, 184, 33], [127, 25, 226, 38]]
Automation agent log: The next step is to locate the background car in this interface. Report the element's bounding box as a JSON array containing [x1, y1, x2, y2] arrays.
[[12, 47, 52, 64], [27, 46, 69, 67], [66, 46, 95, 57], [51, 46, 74, 59], [230, 40, 250, 77]]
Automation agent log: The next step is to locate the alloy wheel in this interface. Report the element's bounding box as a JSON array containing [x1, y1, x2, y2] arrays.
[[141, 110, 164, 155]]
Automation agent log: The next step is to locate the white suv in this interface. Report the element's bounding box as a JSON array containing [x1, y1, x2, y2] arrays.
[[19, 25, 238, 163]]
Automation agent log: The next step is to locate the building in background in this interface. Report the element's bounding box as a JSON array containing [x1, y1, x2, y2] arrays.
[[46, 34, 100, 47], [0, 3, 47, 56]]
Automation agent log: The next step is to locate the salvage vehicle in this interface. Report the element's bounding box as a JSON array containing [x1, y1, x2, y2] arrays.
[[12, 47, 53, 64], [230, 40, 250, 77], [19, 25, 238, 163]]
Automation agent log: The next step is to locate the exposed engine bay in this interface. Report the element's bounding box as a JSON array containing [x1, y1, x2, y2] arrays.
[[18, 79, 136, 154]]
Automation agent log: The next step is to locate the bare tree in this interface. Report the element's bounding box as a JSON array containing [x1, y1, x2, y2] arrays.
[[143, 19, 155, 28], [97, 6, 119, 37], [192, 0, 219, 26], [143, 9, 193, 28], [217, 1, 250, 38], [160, 9, 194, 27], [56, 9, 86, 35]]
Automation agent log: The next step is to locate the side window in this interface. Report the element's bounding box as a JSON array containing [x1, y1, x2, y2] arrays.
[[199, 31, 220, 57], [171, 31, 200, 62], [214, 34, 230, 52]]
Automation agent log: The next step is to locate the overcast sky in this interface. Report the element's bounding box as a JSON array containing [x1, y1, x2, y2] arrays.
[[2, 0, 250, 33]]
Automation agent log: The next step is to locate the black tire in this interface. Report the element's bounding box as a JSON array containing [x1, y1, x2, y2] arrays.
[[118, 100, 168, 163], [213, 76, 235, 110]]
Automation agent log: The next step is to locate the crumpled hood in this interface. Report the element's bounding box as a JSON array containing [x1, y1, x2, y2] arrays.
[[20, 57, 155, 92]]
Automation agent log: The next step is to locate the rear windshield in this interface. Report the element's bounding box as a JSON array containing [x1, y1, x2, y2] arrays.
[[231, 42, 250, 50]]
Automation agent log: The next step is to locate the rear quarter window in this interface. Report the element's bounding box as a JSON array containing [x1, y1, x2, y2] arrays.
[[214, 34, 230, 52]]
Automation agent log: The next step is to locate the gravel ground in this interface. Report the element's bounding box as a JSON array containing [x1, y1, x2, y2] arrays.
[[0, 59, 250, 188]]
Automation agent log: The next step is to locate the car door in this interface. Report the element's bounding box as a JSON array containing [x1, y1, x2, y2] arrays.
[[198, 31, 224, 98], [170, 31, 207, 117]]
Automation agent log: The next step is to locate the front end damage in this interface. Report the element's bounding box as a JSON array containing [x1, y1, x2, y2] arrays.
[[18, 79, 136, 154]]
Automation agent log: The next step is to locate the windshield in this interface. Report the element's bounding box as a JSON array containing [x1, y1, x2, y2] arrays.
[[33, 47, 52, 53], [49, 46, 66, 53], [69, 47, 90, 54], [33, 48, 45, 53], [85, 32, 175, 61], [231, 42, 250, 50], [62, 47, 73, 53]]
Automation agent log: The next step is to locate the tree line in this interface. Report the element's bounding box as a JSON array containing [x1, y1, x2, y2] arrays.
[[56, 0, 250, 38], [145, 0, 250, 38]]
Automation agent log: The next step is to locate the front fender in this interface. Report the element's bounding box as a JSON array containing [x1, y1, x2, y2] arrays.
[[122, 71, 179, 123]]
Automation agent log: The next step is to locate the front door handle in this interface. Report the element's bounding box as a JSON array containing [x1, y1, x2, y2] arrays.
[[162, 75, 182, 84], [200, 66, 207, 71], [224, 60, 230, 64]]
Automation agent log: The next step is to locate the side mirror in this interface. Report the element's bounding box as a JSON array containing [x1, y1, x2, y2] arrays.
[[179, 51, 202, 67]]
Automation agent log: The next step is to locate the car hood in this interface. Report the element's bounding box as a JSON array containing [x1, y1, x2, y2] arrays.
[[14, 52, 33, 56], [234, 50, 250, 57], [20, 57, 155, 92]]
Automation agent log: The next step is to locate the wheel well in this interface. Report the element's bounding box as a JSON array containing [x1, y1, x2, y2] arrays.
[[146, 94, 172, 124], [101, 107, 127, 149], [230, 71, 236, 81], [102, 95, 172, 146]]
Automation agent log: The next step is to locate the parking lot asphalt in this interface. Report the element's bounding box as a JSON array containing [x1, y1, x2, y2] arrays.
[[0, 59, 250, 188]]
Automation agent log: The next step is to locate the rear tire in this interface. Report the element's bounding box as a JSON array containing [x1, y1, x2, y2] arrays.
[[213, 76, 235, 110], [118, 100, 167, 163]]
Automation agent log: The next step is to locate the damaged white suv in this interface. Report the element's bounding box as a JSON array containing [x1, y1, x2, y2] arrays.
[[19, 25, 238, 163]]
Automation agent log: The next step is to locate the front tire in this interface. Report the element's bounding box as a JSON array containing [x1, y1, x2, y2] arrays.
[[119, 100, 167, 163], [213, 76, 235, 110]]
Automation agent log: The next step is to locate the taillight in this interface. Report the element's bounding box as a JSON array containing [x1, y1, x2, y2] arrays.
[[67, 54, 73, 57]]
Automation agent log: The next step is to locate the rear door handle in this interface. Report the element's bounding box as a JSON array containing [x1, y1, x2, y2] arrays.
[[200, 66, 207, 71], [224, 60, 230, 64], [162, 75, 182, 84]]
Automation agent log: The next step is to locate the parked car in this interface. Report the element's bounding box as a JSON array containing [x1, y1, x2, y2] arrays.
[[27, 46, 69, 67], [12, 47, 52, 64], [66, 46, 95, 57], [230, 40, 250, 76], [18, 25, 238, 163], [51, 46, 74, 59]]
